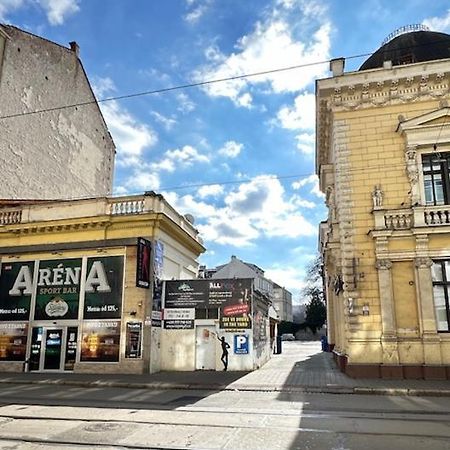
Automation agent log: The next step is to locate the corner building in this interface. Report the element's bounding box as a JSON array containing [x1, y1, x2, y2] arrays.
[[0, 193, 204, 374], [317, 27, 450, 379]]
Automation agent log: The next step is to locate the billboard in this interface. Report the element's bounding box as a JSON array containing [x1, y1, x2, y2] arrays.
[[164, 278, 253, 330]]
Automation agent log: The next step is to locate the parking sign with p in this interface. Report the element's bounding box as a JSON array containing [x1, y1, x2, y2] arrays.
[[234, 334, 249, 354]]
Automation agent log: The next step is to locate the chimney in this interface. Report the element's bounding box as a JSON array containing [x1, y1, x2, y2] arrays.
[[330, 57, 345, 76], [69, 41, 79, 57]]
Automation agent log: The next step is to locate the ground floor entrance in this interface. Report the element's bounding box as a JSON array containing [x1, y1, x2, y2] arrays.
[[29, 326, 78, 372]]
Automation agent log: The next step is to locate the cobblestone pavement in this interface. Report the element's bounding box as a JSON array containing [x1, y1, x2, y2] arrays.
[[1, 341, 450, 396]]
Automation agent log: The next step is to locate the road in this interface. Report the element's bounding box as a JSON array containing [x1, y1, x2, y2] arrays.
[[0, 382, 449, 449]]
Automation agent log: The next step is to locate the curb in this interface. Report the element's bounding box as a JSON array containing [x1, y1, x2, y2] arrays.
[[1, 378, 449, 397]]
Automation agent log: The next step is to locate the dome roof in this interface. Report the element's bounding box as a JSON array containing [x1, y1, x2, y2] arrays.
[[359, 30, 450, 71]]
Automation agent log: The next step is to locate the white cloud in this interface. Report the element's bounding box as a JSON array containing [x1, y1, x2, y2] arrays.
[[292, 174, 323, 198], [152, 145, 210, 173], [0, 0, 24, 21], [292, 174, 317, 189], [184, 0, 212, 23], [198, 184, 224, 198], [265, 266, 306, 297], [101, 101, 158, 167], [194, 4, 331, 106], [177, 92, 196, 113], [115, 169, 160, 196], [92, 77, 158, 168], [38, 0, 80, 25], [423, 9, 450, 33], [151, 111, 177, 131], [218, 141, 244, 158], [92, 77, 116, 98], [165, 175, 316, 247], [277, 92, 315, 130], [277, 92, 316, 154]]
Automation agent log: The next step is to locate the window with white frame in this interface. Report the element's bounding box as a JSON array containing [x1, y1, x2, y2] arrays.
[[431, 260, 450, 331]]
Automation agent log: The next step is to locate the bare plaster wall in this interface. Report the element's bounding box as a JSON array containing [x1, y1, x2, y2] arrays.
[[0, 26, 115, 200]]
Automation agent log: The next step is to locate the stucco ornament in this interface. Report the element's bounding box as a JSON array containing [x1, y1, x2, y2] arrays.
[[372, 185, 384, 208], [405, 146, 420, 204], [415, 257, 433, 269], [325, 185, 336, 221], [376, 259, 392, 270]]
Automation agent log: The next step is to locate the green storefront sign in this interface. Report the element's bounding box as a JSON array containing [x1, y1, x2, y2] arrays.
[[0, 261, 35, 321], [84, 256, 124, 319], [0, 256, 124, 322], [34, 259, 82, 320]]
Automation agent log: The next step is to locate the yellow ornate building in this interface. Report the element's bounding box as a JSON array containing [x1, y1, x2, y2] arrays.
[[317, 27, 450, 379], [0, 193, 204, 374]]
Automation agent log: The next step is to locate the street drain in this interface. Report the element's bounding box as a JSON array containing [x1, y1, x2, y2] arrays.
[[83, 423, 124, 433]]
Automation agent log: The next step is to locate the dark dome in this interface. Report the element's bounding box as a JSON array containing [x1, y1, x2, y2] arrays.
[[359, 30, 450, 71]]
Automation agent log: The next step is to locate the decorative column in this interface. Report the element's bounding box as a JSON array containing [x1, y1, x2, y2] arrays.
[[415, 257, 442, 366], [375, 258, 400, 365]]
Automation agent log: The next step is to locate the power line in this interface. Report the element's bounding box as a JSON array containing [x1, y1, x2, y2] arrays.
[[2, 35, 450, 122], [0, 51, 387, 121]]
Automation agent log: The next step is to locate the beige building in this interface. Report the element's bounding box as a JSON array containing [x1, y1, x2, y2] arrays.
[[0, 193, 204, 374], [0, 24, 115, 199], [317, 27, 450, 379], [272, 283, 293, 323]]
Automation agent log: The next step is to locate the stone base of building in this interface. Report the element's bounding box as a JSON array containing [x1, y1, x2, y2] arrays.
[[333, 351, 450, 379]]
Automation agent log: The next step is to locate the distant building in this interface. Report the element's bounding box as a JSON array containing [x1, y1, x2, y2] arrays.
[[272, 283, 293, 322], [0, 24, 115, 200], [211, 255, 274, 300]]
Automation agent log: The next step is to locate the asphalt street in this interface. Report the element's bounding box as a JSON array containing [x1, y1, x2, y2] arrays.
[[1, 340, 450, 450]]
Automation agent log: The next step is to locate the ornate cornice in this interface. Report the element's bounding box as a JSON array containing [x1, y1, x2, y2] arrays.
[[328, 73, 449, 111]]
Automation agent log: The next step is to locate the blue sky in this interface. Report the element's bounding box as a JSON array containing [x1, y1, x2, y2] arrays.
[[2, 0, 450, 301]]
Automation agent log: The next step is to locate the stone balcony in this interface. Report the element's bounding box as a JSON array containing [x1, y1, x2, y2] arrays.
[[0, 193, 201, 242], [373, 204, 450, 230]]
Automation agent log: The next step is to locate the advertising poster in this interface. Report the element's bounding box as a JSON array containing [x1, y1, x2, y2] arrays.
[[136, 237, 151, 288], [34, 258, 82, 320], [165, 280, 208, 308], [0, 322, 28, 361], [80, 320, 121, 362], [217, 279, 252, 330], [0, 261, 35, 321], [84, 256, 124, 319], [125, 322, 142, 358], [163, 320, 194, 330], [151, 240, 164, 326]]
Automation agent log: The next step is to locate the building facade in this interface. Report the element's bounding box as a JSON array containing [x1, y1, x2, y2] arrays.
[[161, 278, 272, 372], [0, 25, 115, 199], [212, 255, 275, 300], [317, 27, 450, 379], [272, 283, 293, 322], [0, 193, 204, 374]]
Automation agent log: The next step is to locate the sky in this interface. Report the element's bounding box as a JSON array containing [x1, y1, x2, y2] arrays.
[[1, 0, 450, 302]]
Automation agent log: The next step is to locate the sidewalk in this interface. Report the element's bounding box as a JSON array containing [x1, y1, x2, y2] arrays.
[[1, 341, 449, 396]]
